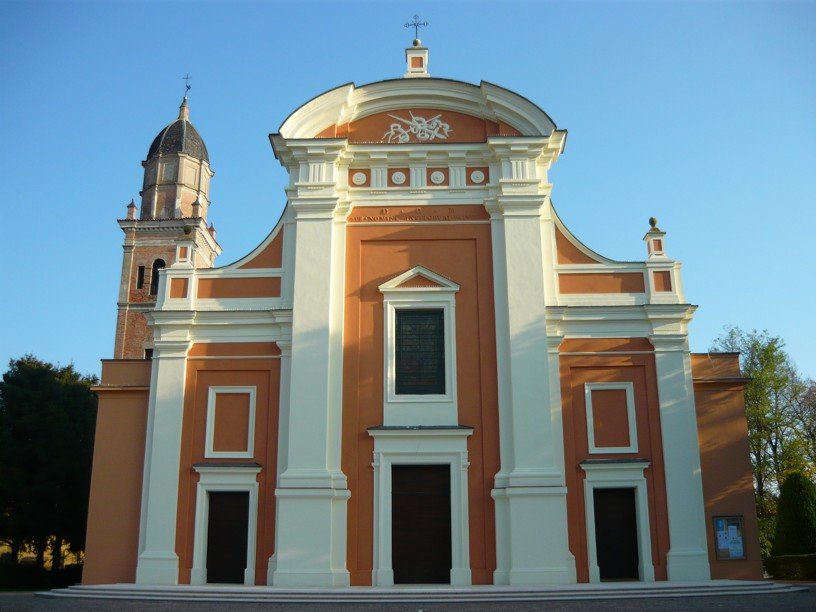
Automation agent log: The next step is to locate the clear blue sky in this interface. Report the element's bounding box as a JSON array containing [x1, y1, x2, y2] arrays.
[[1, 0, 814, 379]]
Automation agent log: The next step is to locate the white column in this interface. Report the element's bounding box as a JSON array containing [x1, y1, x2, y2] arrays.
[[487, 137, 575, 585], [135, 339, 190, 584], [490, 204, 575, 584], [651, 334, 711, 581], [271, 142, 350, 587]]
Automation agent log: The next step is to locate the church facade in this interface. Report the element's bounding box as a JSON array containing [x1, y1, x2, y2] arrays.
[[84, 42, 762, 587]]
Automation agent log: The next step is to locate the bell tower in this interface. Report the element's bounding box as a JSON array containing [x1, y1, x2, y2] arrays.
[[113, 95, 222, 359]]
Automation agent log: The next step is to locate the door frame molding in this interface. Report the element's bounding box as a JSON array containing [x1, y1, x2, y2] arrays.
[[191, 464, 261, 585], [368, 426, 473, 586], [580, 460, 655, 583]]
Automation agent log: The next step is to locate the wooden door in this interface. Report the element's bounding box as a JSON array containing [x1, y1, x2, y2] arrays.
[[206, 491, 249, 584], [593, 487, 639, 580], [392, 465, 452, 584]]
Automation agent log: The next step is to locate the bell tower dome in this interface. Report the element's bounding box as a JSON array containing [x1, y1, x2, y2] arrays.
[[112, 94, 221, 359], [140, 96, 213, 220]]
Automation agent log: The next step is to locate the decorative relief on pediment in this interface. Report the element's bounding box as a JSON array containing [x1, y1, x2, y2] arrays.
[[383, 112, 452, 143], [316, 108, 521, 143]]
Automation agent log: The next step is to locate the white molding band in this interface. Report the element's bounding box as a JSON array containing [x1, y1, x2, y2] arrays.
[[379, 266, 459, 426], [580, 461, 655, 584], [190, 465, 262, 586], [205, 386, 256, 459], [584, 382, 638, 454], [368, 427, 473, 586]]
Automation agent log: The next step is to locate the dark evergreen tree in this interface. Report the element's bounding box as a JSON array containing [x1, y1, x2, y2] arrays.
[[0, 356, 97, 570], [772, 471, 816, 556]]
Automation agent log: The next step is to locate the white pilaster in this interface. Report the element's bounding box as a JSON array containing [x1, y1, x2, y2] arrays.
[[651, 333, 711, 581], [487, 136, 575, 585], [270, 139, 350, 587], [135, 339, 190, 585]]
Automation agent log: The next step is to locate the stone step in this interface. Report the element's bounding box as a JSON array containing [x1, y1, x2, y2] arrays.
[[41, 580, 806, 603]]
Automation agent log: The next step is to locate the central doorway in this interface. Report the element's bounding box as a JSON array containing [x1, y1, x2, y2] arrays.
[[391, 465, 451, 584], [206, 491, 249, 584], [592, 487, 639, 580]]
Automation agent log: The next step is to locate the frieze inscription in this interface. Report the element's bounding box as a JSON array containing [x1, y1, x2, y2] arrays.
[[348, 206, 488, 223]]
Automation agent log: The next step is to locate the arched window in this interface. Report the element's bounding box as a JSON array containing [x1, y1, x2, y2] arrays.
[[149, 259, 166, 296]]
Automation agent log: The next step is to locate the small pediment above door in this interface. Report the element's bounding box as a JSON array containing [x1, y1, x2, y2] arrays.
[[379, 266, 460, 293]]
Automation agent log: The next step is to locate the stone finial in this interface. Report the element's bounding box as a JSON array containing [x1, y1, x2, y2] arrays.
[[643, 216, 667, 257], [208, 223, 216, 240], [191, 199, 202, 218], [126, 199, 137, 219]]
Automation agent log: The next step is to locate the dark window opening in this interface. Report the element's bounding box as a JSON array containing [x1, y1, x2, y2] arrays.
[[149, 259, 166, 296], [395, 309, 445, 395], [136, 265, 145, 289], [144, 348, 153, 360]]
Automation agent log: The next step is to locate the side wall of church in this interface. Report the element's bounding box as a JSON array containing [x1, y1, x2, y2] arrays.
[[83, 360, 152, 584], [559, 338, 671, 582], [691, 354, 763, 579], [341, 214, 500, 585], [174, 342, 282, 585]]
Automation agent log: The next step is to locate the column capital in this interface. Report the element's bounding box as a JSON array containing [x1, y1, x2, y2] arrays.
[[649, 334, 689, 352], [152, 339, 191, 359], [275, 340, 292, 357], [546, 334, 564, 353]]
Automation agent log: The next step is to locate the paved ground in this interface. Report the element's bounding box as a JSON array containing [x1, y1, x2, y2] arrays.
[[1, 585, 814, 612]]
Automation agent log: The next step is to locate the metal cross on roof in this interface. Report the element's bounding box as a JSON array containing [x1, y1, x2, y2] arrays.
[[404, 15, 428, 40], [182, 73, 192, 94]]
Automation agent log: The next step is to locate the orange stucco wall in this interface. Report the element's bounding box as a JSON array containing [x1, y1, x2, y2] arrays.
[[342, 214, 500, 585], [170, 277, 189, 298], [238, 229, 284, 269], [559, 272, 646, 294], [197, 277, 281, 299], [691, 353, 763, 579], [82, 360, 151, 584], [175, 342, 281, 585], [559, 339, 671, 582], [590, 388, 631, 448], [555, 227, 599, 265]]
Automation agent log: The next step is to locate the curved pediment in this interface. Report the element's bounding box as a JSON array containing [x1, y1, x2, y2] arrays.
[[277, 78, 557, 141]]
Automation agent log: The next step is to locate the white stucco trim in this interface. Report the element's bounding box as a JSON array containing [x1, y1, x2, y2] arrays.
[[584, 382, 638, 454], [190, 464, 261, 586], [379, 266, 459, 426], [581, 461, 655, 583], [204, 386, 256, 459], [368, 427, 473, 586]]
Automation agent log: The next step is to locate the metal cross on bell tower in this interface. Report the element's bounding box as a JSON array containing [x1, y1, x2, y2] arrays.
[[403, 15, 430, 78], [404, 15, 428, 42]]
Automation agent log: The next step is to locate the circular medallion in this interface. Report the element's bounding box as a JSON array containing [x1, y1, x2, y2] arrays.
[[430, 171, 446, 185], [391, 171, 407, 185], [351, 171, 367, 186], [470, 170, 485, 184]]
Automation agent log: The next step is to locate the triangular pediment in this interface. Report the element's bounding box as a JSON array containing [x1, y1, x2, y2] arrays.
[[379, 266, 459, 293]]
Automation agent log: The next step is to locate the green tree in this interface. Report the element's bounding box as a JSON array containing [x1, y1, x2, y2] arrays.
[[0, 356, 98, 571], [772, 472, 816, 556], [711, 327, 808, 499]]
